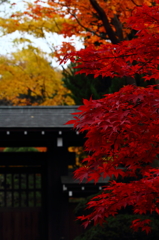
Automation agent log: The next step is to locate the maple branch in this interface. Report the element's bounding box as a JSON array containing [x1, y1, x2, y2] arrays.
[[130, 0, 142, 7], [55, 2, 106, 39], [111, 15, 124, 41], [144, 12, 159, 24], [71, 12, 107, 40], [89, 0, 120, 44]]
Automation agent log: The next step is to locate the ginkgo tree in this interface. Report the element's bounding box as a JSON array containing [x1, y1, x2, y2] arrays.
[[0, 45, 74, 105], [65, 0, 159, 233], [0, 1, 76, 106]]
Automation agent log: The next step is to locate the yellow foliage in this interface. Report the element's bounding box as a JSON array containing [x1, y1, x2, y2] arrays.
[[0, 15, 68, 38], [68, 146, 86, 168], [0, 46, 74, 105]]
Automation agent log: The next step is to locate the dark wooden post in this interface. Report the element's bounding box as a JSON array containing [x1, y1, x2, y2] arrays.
[[47, 141, 70, 240]]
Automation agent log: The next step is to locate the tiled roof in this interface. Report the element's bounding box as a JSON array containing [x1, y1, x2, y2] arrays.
[[0, 106, 79, 128]]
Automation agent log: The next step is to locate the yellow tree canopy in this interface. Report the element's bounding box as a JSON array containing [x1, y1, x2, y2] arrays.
[[0, 45, 74, 105], [0, 9, 68, 38]]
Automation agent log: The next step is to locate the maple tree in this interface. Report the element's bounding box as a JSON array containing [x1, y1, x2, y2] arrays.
[[23, 0, 151, 45], [4, 1, 150, 58], [2, 0, 159, 234], [0, 0, 154, 102], [64, 0, 159, 233], [74, 205, 159, 240], [20, 1, 151, 57], [10, 0, 153, 90], [5, 0, 159, 232]]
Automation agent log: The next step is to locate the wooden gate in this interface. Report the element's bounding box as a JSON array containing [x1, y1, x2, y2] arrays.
[[0, 152, 46, 240], [0, 208, 42, 240]]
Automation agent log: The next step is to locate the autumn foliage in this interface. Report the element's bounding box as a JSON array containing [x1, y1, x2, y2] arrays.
[[68, 85, 159, 233], [0, 0, 155, 106], [19, 0, 152, 57], [64, 3, 159, 80], [66, 1, 159, 233], [0, 45, 74, 105], [0, 1, 76, 106], [2, 0, 159, 233]]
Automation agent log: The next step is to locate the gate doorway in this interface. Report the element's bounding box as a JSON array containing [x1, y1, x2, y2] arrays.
[[0, 106, 86, 240], [0, 150, 47, 240]]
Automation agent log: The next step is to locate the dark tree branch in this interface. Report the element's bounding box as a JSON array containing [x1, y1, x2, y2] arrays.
[[130, 0, 142, 7], [71, 12, 107, 39], [89, 0, 136, 85], [89, 0, 120, 44], [111, 15, 124, 41]]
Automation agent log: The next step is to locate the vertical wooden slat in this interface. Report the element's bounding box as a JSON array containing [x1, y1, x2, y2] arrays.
[[12, 174, 14, 207], [4, 173, 6, 207], [21, 210, 24, 240], [10, 210, 13, 240], [29, 210, 32, 240], [19, 174, 21, 207], [4, 211, 10, 240], [31, 211, 34, 240], [12, 210, 15, 240], [0, 211, 2, 239], [33, 173, 36, 207], [14, 211, 19, 240], [25, 209, 29, 240], [26, 173, 29, 207], [19, 210, 22, 240]]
